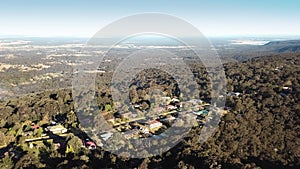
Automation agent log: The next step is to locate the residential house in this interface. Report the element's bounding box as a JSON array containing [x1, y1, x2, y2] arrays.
[[186, 99, 203, 105], [53, 142, 61, 150], [166, 105, 177, 111], [31, 124, 40, 130], [147, 120, 163, 131], [192, 110, 209, 116], [170, 98, 180, 103], [133, 104, 141, 109], [46, 124, 67, 134], [161, 96, 171, 102], [139, 126, 150, 134], [163, 115, 176, 121], [121, 112, 136, 119], [227, 92, 241, 97], [83, 139, 97, 150]]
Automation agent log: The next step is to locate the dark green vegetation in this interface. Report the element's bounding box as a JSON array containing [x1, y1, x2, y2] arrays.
[[0, 53, 299, 169]]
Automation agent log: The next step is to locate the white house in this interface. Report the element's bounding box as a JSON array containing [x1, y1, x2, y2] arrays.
[[147, 120, 163, 130], [46, 124, 67, 134]]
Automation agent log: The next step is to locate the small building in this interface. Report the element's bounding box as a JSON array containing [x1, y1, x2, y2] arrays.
[[31, 125, 40, 130], [54, 143, 61, 150], [83, 139, 97, 150], [139, 126, 150, 134], [86, 141, 96, 150], [28, 140, 44, 149], [50, 121, 58, 125], [227, 92, 241, 97], [133, 104, 141, 109], [175, 102, 183, 108], [162, 115, 176, 121], [121, 112, 135, 119], [147, 120, 163, 131], [161, 96, 171, 102], [100, 132, 113, 141], [46, 124, 67, 134], [170, 98, 180, 103], [166, 105, 177, 111], [187, 99, 203, 105], [282, 86, 291, 90], [193, 110, 209, 116]]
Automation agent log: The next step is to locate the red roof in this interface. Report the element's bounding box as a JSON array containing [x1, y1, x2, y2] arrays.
[[31, 125, 40, 130], [86, 141, 96, 146]]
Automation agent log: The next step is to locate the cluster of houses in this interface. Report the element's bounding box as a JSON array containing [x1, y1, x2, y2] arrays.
[[105, 119, 165, 140], [10, 96, 227, 154], [22, 121, 68, 138], [1, 120, 98, 160], [22, 121, 97, 151], [110, 97, 182, 136], [100, 97, 216, 141], [100, 119, 166, 141]]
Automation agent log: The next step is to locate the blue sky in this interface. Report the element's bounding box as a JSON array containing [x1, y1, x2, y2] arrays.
[[1, 0, 300, 37]]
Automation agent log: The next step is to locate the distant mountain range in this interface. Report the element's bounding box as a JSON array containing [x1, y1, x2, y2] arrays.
[[262, 40, 300, 52], [218, 39, 300, 62]]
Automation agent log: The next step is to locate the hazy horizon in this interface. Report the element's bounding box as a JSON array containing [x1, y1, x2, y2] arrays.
[[1, 0, 300, 37]]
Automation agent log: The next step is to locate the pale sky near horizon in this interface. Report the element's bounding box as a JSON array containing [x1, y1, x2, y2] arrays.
[[1, 0, 300, 37]]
